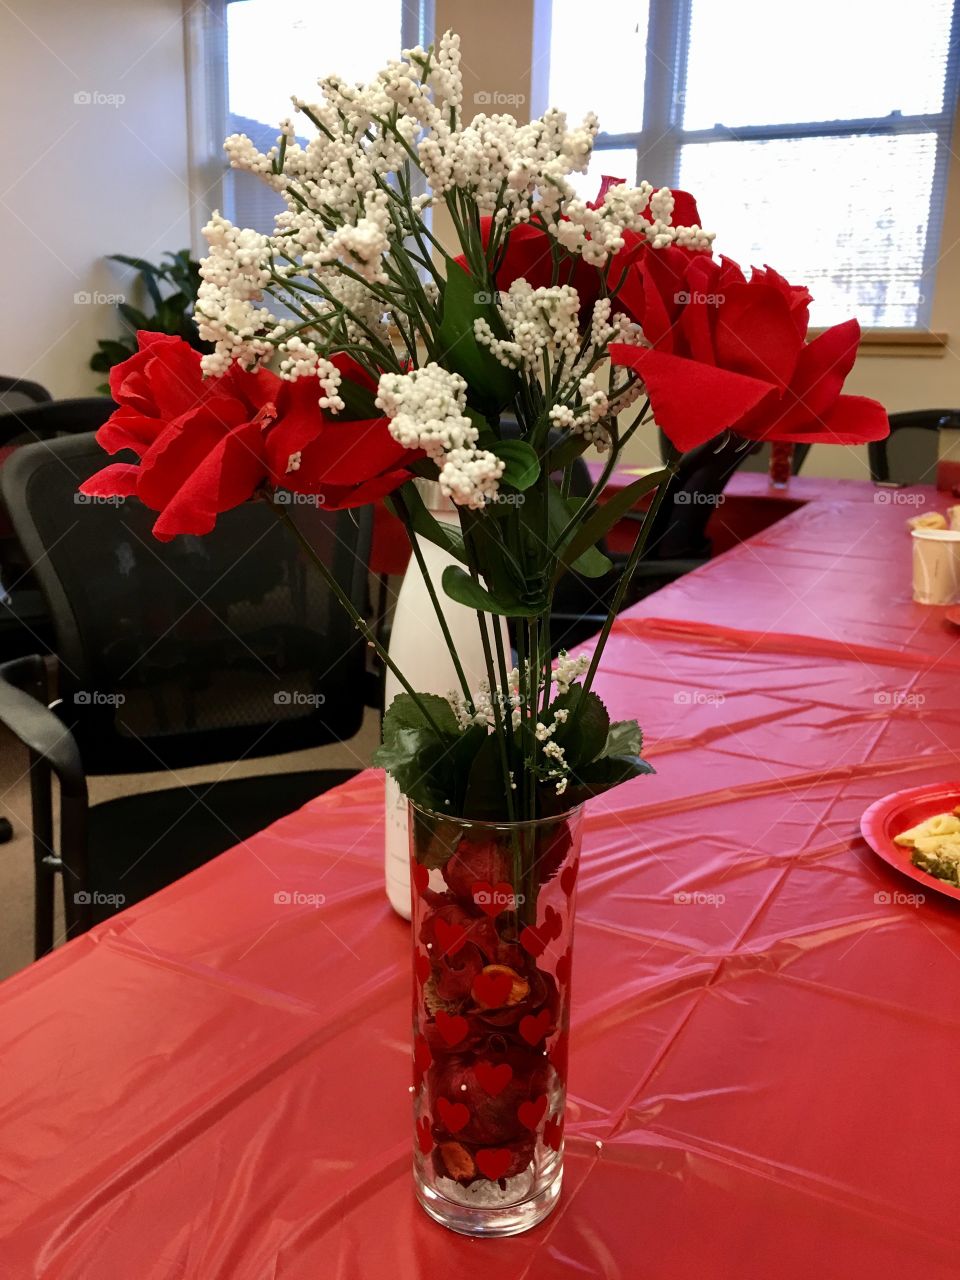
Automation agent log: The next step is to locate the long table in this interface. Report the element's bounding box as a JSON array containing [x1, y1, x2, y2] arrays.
[[2, 485, 959, 1279]]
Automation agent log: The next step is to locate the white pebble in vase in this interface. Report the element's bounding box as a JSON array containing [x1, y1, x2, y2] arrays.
[[383, 481, 509, 919]]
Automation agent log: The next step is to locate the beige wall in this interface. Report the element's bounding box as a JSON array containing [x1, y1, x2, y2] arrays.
[[0, 0, 193, 398]]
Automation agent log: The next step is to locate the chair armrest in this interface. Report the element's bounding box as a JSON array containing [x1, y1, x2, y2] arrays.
[[0, 657, 86, 798]]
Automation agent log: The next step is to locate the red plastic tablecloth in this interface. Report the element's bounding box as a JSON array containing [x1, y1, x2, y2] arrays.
[[3, 489, 960, 1279]]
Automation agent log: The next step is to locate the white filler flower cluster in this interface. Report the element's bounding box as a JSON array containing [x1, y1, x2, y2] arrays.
[[193, 27, 714, 442], [376, 364, 504, 508]]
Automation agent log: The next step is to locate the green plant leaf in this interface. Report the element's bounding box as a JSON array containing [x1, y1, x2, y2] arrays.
[[441, 565, 543, 618], [556, 468, 670, 577], [437, 262, 519, 412], [543, 485, 612, 579], [462, 730, 509, 820], [549, 686, 610, 769], [336, 376, 380, 421], [563, 753, 655, 806], [381, 691, 459, 744], [117, 302, 152, 333], [387, 483, 467, 564], [603, 719, 643, 758], [373, 726, 449, 811], [492, 439, 540, 491]]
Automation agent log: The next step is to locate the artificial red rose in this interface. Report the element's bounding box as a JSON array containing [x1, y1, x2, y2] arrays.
[[419, 901, 501, 965], [610, 255, 889, 452], [79, 334, 421, 540], [454, 181, 700, 321], [261, 369, 418, 509]]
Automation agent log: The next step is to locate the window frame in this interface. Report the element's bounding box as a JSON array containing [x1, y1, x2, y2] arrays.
[[536, 0, 960, 330]]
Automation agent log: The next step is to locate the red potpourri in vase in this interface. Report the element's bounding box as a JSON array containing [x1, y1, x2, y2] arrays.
[[409, 802, 583, 1236]]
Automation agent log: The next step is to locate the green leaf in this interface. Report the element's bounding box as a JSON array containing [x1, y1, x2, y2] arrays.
[[557, 469, 670, 577], [492, 439, 540, 491], [550, 687, 610, 769], [543, 433, 589, 475], [373, 726, 449, 811], [442, 565, 543, 618], [381, 691, 459, 743], [603, 719, 643, 758], [117, 302, 152, 333], [563, 753, 655, 806], [437, 262, 519, 412], [387, 483, 467, 564], [543, 484, 612, 579], [412, 811, 465, 869]]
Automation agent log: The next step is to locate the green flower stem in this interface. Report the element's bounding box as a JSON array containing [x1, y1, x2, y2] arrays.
[[268, 498, 447, 739], [574, 461, 677, 715]]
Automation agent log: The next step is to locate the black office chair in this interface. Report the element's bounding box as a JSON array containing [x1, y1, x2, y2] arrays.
[[868, 409, 960, 485], [659, 430, 810, 475], [0, 398, 118, 660], [0, 376, 52, 414], [0, 433, 372, 957], [549, 432, 751, 652]]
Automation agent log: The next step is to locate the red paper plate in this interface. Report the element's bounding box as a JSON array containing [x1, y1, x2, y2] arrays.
[[861, 781, 960, 902]]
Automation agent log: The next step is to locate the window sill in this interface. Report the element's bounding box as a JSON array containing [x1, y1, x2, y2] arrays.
[[808, 329, 948, 358]]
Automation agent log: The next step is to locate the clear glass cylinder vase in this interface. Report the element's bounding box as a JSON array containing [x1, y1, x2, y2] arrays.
[[409, 801, 583, 1237]]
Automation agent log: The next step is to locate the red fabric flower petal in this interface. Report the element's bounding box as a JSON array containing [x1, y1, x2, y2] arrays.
[[712, 281, 803, 389], [610, 344, 776, 451], [78, 463, 141, 498], [150, 418, 268, 541]]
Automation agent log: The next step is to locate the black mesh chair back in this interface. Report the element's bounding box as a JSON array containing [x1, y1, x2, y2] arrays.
[[0, 397, 115, 450], [0, 376, 52, 415], [868, 409, 960, 485], [2, 433, 371, 775]]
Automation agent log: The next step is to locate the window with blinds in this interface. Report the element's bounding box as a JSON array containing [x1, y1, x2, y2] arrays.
[[539, 0, 960, 328]]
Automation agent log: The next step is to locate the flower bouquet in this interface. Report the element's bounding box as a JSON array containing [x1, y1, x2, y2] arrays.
[[80, 31, 888, 1235]]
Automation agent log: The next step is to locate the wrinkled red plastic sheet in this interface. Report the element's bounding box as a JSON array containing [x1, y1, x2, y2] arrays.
[[2, 493, 960, 1279]]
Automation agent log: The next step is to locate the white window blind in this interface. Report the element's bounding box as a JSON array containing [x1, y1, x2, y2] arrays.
[[539, 0, 960, 328]]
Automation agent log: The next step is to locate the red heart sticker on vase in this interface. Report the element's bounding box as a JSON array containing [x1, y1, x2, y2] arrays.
[[471, 881, 515, 917], [415, 951, 431, 985], [472, 969, 514, 1008], [555, 949, 571, 986], [412, 863, 430, 895], [475, 1061, 513, 1096], [476, 1148, 513, 1181], [549, 1031, 568, 1072], [560, 862, 578, 897], [544, 1115, 563, 1152], [519, 924, 548, 958], [414, 1034, 432, 1073], [543, 905, 563, 941], [436, 1097, 470, 1134], [519, 1010, 552, 1045], [435, 919, 468, 957], [435, 1010, 469, 1047], [517, 1095, 548, 1130], [416, 1115, 433, 1154]]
